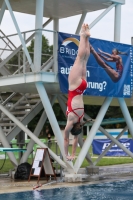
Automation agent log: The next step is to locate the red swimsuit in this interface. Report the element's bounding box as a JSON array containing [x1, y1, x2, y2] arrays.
[[66, 79, 87, 122]]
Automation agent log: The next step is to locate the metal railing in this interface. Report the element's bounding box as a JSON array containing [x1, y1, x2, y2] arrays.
[[0, 28, 56, 75]]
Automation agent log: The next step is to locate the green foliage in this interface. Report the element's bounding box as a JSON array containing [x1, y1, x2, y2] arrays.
[[84, 105, 100, 118], [28, 109, 43, 132], [7, 54, 22, 73], [85, 104, 130, 128], [28, 103, 66, 136], [53, 103, 66, 121], [27, 35, 53, 65], [7, 35, 53, 73], [0, 156, 133, 173], [81, 157, 133, 167]]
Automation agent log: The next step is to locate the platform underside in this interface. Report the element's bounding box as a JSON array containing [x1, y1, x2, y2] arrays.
[[0, 72, 131, 106], [0, 0, 121, 19]]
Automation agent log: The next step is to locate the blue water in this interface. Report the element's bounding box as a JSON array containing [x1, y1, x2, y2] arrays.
[[0, 180, 133, 200]]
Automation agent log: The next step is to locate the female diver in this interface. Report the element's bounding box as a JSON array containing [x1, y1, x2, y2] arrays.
[[90, 45, 127, 82], [64, 24, 91, 161]]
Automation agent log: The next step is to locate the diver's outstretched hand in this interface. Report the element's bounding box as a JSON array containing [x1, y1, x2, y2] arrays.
[[65, 155, 76, 162], [65, 155, 72, 161], [70, 155, 76, 161], [98, 48, 103, 53]]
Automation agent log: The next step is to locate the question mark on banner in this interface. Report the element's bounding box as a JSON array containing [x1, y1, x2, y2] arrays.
[[103, 81, 107, 90]]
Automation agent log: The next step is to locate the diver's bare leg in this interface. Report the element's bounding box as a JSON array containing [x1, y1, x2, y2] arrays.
[[69, 24, 90, 85], [64, 117, 74, 160], [90, 45, 120, 82], [71, 136, 79, 160], [82, 25, 90, 78]]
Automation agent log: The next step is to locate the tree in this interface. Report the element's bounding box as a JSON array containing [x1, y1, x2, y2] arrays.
[[7, 35, 53, 73], [27, 35, 53, 65]]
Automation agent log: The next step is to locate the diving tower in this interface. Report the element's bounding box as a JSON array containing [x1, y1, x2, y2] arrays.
[[1, 0, 133, 179]]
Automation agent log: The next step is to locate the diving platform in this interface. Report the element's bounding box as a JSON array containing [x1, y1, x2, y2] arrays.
[[0, 0, 125, 19]]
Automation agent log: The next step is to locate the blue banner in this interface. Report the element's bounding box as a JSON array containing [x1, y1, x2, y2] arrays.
[[58, 32, 133, 98], [92, 139, 133, 156]]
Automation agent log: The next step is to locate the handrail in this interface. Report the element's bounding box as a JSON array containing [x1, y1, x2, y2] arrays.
[[0, 30, 16, 49], [0, 28, 57, 39], [1, 92, 16, 106], [41, 55, 53, 70], [0, 19, 53, 73], [13, 61, 29, 75]]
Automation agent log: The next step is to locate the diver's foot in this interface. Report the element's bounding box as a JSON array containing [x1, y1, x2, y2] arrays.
[[85, 24, 91, 37], [80, 23, 87, 37]]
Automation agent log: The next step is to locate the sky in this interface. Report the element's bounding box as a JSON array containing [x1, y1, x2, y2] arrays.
[[0, 0, 133, 58]]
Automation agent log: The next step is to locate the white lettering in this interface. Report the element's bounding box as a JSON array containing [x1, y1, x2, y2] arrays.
[[99, 83, 103, 92], [60, 67, 90, 76], [60, 47, 78, 56], [87, 81, 107, 92], [60, 47, 65, 53], [66, 48, 69, 54], [72, 49, 75, 55], [102, 142, 130, 152], [123, 143, 130, 148], [66, 67, 69, 74], [112, 144, 118, 148], [61, 67, 65, 74], [102, 143, 110, 150], [86, 70, 90, 77]]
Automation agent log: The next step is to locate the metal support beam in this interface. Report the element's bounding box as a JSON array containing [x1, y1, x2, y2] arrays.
[[18, 51, 20, 74], [7, 101, 43, 142], [1, 94, 26, 121], [23, 33, 26, 73], [57, 95, 67, 116], [53, 18, 59, 72], [114, 3, 121, 42], [2, 92, 16, 106], [20, 95, 56, 164], [75, 12, 87, 34], [41, 57, 54, 72], [111, 0, 125, 3], [0, 126, 18, 166], [0, 30, 16, 49], [74, 97, 112, 173], [0, 103, 67, 169], [89, 4, 116, 29], [78, 135, 93, 165], [5, 0, 33, 69], [93, 126, 128, 165], [0, 1, 6, 25], [35, 83, 74, 172], [34, 0, 44, 72], [118, 98, 133, 138]]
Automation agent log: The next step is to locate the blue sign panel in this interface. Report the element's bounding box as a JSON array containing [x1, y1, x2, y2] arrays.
[[58, 32, 133, 98], [92, 139, 133, 156]]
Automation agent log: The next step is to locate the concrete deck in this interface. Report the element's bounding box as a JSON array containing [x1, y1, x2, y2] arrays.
[[0, 163, 133, 194]]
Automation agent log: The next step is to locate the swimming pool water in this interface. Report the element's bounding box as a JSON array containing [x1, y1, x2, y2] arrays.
[[0, 180, 133, 200]]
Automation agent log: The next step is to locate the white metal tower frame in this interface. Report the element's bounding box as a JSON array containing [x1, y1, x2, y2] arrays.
[[0, 0, 132, 174]]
